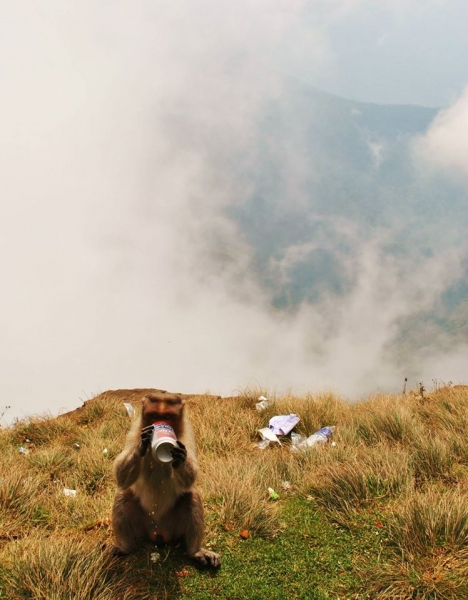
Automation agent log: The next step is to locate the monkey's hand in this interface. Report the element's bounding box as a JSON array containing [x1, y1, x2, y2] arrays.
[[171, 441, 187, 468], [139, 425, 154, 456]]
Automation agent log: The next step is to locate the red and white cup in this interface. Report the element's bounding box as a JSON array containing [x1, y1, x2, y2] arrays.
[[151, 422, 178, 463]]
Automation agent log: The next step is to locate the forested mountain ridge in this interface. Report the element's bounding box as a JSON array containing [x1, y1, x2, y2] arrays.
[[230, 86, 467, 372]]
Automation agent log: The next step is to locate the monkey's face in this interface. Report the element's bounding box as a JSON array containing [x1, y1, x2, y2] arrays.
[[141, 392, 185, 427]]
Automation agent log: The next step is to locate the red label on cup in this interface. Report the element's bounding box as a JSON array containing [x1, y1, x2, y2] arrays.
[[151, 422, 178, 462], [152, 421, 177, 441]]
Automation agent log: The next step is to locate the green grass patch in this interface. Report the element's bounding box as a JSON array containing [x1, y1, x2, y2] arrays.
[[125, 498, 384, 600]]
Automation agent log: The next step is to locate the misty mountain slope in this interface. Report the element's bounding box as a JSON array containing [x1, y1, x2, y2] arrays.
[[228, 86, 467, 371]]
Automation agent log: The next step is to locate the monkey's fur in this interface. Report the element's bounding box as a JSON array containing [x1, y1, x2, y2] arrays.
[[111, 390, 220, 567]]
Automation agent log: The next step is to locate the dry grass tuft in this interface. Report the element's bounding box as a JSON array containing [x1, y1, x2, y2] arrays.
[[388, 488, 468, 556], [189, 395, 259, 457], [202, 455, 280, 537], [366, 488, 468, 599], [411, 435, 455, 483], [308, 445, 413, 522], [0, 471, 52, 539], [348, 394, 417, 445], [1, 536, 145, 600], [9, 415, 77, 447]]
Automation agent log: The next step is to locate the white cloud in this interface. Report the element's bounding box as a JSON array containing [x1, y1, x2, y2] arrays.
[[0, 0, 330, 422], [0, 1, 466, 425], [415, 87, 468, 178], [367, 139, 386, 168]]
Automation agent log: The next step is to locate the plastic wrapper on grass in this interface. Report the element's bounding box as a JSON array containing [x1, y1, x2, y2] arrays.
[[290, 426, 335, 451]]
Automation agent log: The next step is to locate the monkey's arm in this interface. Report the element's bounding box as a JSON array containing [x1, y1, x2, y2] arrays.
[[171, 442, 198, 488], [113, 447, 143, 489], [113, 425, 152, 489]]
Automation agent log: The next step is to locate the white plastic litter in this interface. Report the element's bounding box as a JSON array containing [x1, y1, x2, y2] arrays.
[[255, 395, 270, 411], [257, 427, 281, 445], [291, 426, 336, 451], [123, 402, 135, 419], [269, 414, 300, 436], [63, 488, 77, 497], [290, 432, 304, 446]]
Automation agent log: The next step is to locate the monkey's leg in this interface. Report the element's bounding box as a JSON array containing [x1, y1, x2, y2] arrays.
[[111, 489, 150, 555], [166, 491, 221, 568]]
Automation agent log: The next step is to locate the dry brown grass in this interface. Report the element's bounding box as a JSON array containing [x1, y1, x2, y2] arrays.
[[201, 455, 281, 536], [1, 384, 468, 598], [366, 488, 468, 599], [307, 444, 414, 523], [2, 536, 146, 600]]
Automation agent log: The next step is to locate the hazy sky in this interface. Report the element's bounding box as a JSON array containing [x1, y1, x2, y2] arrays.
[[314, 1, 468, 107], [1, 1, 467, 424]]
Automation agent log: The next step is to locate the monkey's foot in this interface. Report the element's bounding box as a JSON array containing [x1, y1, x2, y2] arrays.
[[191, 549, 221, 568]]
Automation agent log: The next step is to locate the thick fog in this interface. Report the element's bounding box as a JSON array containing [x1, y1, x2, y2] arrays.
[[1, 1, 467, 424]]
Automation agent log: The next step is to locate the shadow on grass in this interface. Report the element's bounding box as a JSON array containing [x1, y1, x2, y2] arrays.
[[113, 544, 221, 600]]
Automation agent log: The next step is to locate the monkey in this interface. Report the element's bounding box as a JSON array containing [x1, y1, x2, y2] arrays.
[[111, 390, 220, 568]]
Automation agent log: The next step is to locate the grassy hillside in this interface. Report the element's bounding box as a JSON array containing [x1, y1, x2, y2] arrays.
[[1, 385, 468, 599]]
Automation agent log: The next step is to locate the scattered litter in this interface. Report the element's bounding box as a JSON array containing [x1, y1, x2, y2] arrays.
[[19, 446, 29, 455], [331, 441, 337, 447], [25, 438, 32, 443], [240, 530, 250, 539], [150, 551, 161, 563], [255, 395, 270, 411], [269, 414, 300, 436], [63, 488, 77, 497], [291, 426, 336, 452], [103, 448, 109, 456], [257, 427, 281, 446], [74, 443, 81, 449], [290, 432, 304, 447], [268, 487, 279, 501], [257, 439, 270, 450], [281, 481, 292, 491], [123, 402, 135, 419]]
